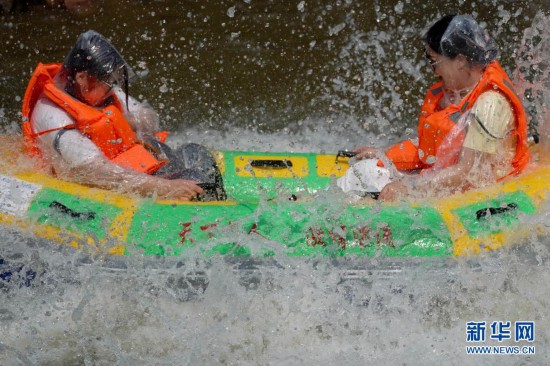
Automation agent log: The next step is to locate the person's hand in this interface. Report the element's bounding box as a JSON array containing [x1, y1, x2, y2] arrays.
[[378, 181, 408, 201], [352, 146, 379, 160], [156, 179, 204, 201]]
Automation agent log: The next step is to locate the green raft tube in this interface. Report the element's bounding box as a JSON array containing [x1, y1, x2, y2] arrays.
[[1, 144, 548, 258]]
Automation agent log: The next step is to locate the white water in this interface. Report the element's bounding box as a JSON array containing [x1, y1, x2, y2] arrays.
[[1, 223, 549, 365]]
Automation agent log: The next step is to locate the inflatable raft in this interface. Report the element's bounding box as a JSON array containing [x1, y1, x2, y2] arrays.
[[0, 136, 547, 258]]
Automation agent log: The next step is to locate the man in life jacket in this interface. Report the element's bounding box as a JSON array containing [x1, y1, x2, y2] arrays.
[[22, 30, 224, 201], [337, 14, 530, 201]]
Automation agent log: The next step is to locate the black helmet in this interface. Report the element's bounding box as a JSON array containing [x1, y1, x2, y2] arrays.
[[62, 30, 135, 107], [63, 29, 136, 84]]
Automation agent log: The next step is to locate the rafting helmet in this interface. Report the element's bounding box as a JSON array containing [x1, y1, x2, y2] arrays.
[[424, 14, 498, 66], [62, 30, 136, 106]]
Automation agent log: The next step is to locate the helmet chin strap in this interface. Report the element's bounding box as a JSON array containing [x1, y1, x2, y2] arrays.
[[123, 66, 129, 112]]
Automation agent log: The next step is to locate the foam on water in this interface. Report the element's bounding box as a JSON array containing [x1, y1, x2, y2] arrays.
[[167, 116, 390, 154], [1, 223, 549, 365]]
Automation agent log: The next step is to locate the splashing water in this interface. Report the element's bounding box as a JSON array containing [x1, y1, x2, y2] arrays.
[[1, 2, 550, 365]]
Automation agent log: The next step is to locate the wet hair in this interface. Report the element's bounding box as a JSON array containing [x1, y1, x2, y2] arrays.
[[62, 30, 135, 107], [423, 14, 498, 66]]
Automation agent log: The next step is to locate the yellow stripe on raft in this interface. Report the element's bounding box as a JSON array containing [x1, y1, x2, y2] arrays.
[[433, 164, 550, 256], [213, 151, 225, 174], [0, 211, 83, 251], [316, 155, 350, 178], [14, 172, 138, 249], [0, 211, 126, 255]]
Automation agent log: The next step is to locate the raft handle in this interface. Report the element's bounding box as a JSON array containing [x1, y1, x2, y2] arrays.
[[335, 150, 357, 162], [49, 201, 96, 220], [475, 203, 518, 220], [250, 159, 293, 169]]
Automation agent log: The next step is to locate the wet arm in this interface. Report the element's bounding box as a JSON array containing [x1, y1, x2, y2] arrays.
[[413, 147, 477, 195], [50, 130, 202, 200], [65, 158, 203, 200], [379, 147, 478, 200]]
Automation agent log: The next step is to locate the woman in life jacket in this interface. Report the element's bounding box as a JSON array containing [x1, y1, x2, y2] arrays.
[[337, 14, 530, 201], [22, 30, 225, 201]]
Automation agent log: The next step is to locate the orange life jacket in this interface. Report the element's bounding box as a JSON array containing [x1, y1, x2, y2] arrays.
[[385, 61, 530, 179], [21, 62, 167, 174]]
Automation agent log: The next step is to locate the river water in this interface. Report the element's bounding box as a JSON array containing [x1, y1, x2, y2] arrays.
[[1, 1, 550, 365]]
